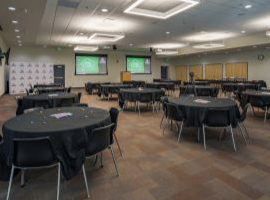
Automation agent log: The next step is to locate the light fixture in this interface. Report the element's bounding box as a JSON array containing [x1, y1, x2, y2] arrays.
[[266, 30, 270, 36], [43, 45, 47, 48], [152, 43, 187, 49], [155, 48, 178, 55], [15, 29, 20, 32], [16, 36, 21, 38], [18, 44, 22, 46], [241, 30, 246, 33], [101, 8, 108, 13], [79, 32, 84, 35], [12, 20, 18, 24], [129, 43, 133, 46], [18, 40, 22, 43], [8, 7, 16, 11], [68, 44, 72, 47], [74, 45, 99, 52], [124, 0, 200, 19], [193, 42, 225, 49], [184, 32, 234, 42], [245, 5, 252, 9], [89, 33, 125, 42], [166, 31, 171, 35]]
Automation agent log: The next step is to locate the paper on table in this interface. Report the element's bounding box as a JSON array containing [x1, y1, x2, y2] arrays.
[[194, 99, 210, 104], [50, 112, 73, 119], [48, 94, 59, 97], [261, 92, 270, 95]]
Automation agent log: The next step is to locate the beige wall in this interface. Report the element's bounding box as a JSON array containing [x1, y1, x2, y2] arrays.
[[172, 49, 270, 87], [10, 46, 174, 87], [0, 34, 7, 96]]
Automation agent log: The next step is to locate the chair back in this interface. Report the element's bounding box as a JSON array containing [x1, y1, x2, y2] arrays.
[[57, 98, 74, 107], [23, 107, 44, 114], [165, 102, 184, 122], [109, 107, 119, 132], [160, 96, 168, 112], [249, 96, 268, 108], [85, 124, 114, 157], [16, 98, 24, 115], [67, 87, 71, 93], [78, 92, 82, 102], [197, 88, 212, 97], [13, 137, 56, 168], [239, 103, 250, 122], [204, 108, 231, 127], [139, 93, 153, 103]]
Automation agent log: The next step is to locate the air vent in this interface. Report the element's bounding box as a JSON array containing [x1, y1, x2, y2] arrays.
[[58, 0, 80, 9], [89, 33, 125, 42]]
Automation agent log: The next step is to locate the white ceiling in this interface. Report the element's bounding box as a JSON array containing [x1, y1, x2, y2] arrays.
[[1, 0, 270, 55]]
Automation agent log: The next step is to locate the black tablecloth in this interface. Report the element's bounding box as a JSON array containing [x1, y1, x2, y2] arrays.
[[18, 93, 79, 114], [179, 85, 218, 97], [184, 81, 209, 86], [2, 107, 111, 180], [168, 96, 240, 127], [119, 88, 165, 107], [222, 83, 257, 92], [36, 87, 68, 94], [99, 84, 130, 96], [34, 84, 62, 88], [242, 90, 270, 107], [85, 82, 110, 94], [146, 82, 175, 90]]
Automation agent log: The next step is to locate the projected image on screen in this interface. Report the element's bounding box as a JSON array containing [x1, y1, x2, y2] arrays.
[[75, 54, 107, 75], [126, 56, 151, 74]]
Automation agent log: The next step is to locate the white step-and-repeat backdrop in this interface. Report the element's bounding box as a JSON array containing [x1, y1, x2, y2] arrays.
[[9, 62, 54, 94]]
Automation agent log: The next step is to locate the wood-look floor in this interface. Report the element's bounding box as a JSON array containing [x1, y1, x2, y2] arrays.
[[1, 89, 270, 200]]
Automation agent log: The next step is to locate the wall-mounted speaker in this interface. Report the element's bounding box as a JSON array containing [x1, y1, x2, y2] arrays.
[[113, 45, 117, 50]]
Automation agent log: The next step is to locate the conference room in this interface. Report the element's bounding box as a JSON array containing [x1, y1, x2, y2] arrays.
[[1, 0, 270, 200]]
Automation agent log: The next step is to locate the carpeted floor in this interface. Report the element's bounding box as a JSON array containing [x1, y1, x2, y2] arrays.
[[0, 89, 270, 200]]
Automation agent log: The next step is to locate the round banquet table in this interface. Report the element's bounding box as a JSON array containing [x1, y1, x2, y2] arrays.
[[19, 93, 79, 114], [99, 84, 131, 96], [2, 107, 111, 180], [119, 88, 165, 107], [222, 83, 257, 92], [168, 96, 240, 127], [241, 90, 270, 107], [145, 82, 174, 90], [36, 87, 68, 94], [179, 85, 218, 97]]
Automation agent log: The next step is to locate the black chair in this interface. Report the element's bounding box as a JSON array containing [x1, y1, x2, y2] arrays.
[[160, 96, 168, 128], [23, 107, 44, 114], [83, 124, 119, 185], [109, 108, 122, 156], [57, 98, 74, 107], [137, 93, 155, 114], [15, 96, 23, 115], [249, 96, 270, 122], [237, 103, 250, 144], [202, 108, 238, 151], [78, 92, 82, 102], [6, 137, 60, 200], [0, 135, 2, 143], [163, 102, 185, 142]]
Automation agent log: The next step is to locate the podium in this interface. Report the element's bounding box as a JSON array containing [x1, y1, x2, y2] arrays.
[[120, 71, 131, 82]]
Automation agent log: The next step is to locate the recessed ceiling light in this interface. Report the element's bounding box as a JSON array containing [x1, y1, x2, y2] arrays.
[[166, 31, 171, 35], [16, 36, 21, 38], [193, 43, 225, 49], [18, 40, 22, 43], [253, 45, 257, 48], [43, 45, 47, 48], [266, 30, 270, 36], [68, 44, 72, 47], [129, 43, 133, 46], [101, 8, 108, 13], [89, 33, 125, 42], [18, 44, 22, 46], [184, 32, 234, 42], [12, 20, 18, 24], [8, 7, 16, 11], [245, 5, 252, 9], [152, 43, 187, 49], [241, 30, 246, 33], [15, 29, 20, 32], [79, 32, 84, 35], [124, 0, 200, 19], [155, 48, 178, 55]]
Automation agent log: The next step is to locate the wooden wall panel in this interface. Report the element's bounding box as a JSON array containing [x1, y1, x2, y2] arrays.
[[189, 65, 203, 79], [175, 66, 187, 82], [226, 63, 248, 79], [205, 63, 223, 79]]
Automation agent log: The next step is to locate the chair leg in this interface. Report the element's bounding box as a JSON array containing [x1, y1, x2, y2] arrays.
[[177, 121, 184, 143], [137, 102, 140, 115], [94, 155, 98, 166], [241, 122, 250, 142], [57, 163, 61, 200], [202, 124, 207, 150], [160, 113, 165, 128], [264, 106, 268, 122], [100, 152, 103, 168], [238, 122, 248, 145], [163, 119, 169, 135], [114, 134, 123, 156], [230, 126, 237, 152], [20, 169, 25, 187], [109, 146, 119, 177], [82, 165, 90, 198], [6, 165, 15, 200]]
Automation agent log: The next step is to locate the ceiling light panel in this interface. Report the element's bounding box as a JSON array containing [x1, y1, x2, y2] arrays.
[[156, 48, 179, 55], [124, 0, 200, 19], [183, 32, 234, 42], [74, 45, 99, 52], [193, 43, 225, 49], [89, 33, 125, 42], [152, 43, 187, 49]]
